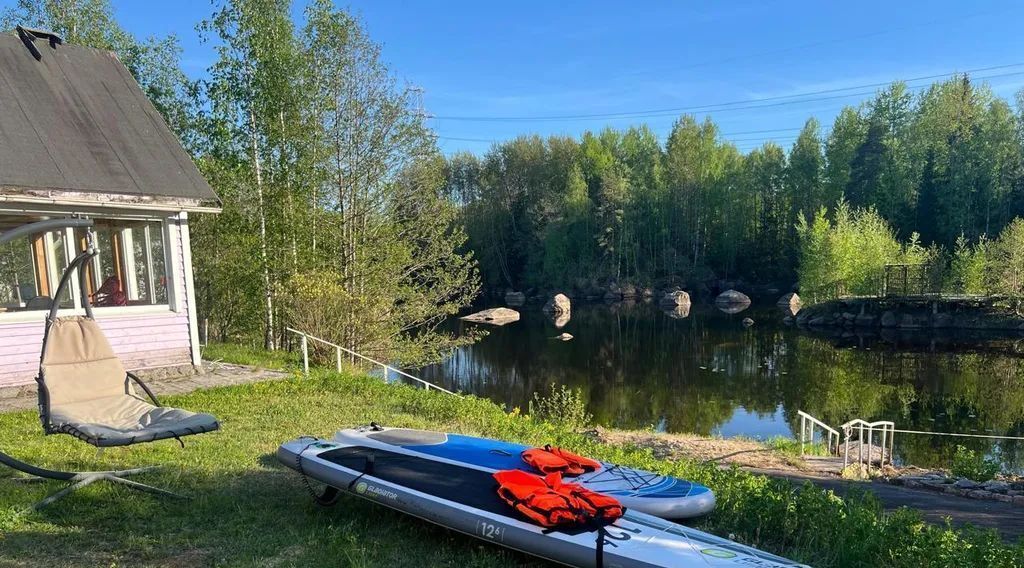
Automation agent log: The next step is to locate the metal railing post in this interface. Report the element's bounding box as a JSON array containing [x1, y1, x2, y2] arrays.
[[800, 414, 806, 456], [335, 346, 342, 373], [858, 423, 864, 466], [301, 334, 309, 376]]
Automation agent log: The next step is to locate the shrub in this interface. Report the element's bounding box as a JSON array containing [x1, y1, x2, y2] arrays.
[[947, 234, 990, 294], [528, 383, 592, 430], [951, 444, 1001, 482]]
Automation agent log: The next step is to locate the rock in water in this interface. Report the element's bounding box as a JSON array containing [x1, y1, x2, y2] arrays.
[[460, 307, 520, 326], [777, 292, 801, 316], [660, 290, 691, 307], [742, 317, 755, 327], [552, 312, 571, 328], [553, 332, 573, 341], [542, 293, 571, 315], [715, 289, 751, 306], [504, 291, 525, 306]]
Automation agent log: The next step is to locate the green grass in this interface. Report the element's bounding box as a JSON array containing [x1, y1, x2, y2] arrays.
[[762, 435, 832, 458], [1, 363, 1022, 566], [201, 341, 300, 370]]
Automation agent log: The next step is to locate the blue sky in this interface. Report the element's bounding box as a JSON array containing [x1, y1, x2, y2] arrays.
[[19, 1, 1024, 154]]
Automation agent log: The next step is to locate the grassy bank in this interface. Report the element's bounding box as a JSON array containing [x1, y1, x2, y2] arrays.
[[0, 352, 1021, 566]]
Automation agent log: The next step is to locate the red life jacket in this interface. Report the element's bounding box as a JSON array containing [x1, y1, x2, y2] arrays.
[[493, 469, 582, 528], [493, 469, 623, 528], [521, 445, 602, 476]]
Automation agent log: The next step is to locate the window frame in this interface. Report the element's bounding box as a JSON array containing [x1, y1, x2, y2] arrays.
[[0, 213, 179, 324]]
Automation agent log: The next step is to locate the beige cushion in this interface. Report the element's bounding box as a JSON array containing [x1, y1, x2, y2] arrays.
[[50, 394, 219, 447], [42, 316, 129, 406]]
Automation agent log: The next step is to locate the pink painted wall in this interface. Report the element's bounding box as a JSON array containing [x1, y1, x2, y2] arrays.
[[0, 219, 195, 388]]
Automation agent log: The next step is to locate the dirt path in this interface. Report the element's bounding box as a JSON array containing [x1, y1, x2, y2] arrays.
[[594, 429, 804, 470], [595, 428, 1024, 542]]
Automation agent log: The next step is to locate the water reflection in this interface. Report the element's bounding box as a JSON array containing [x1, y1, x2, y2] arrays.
[[414, 302, 1024, 472]]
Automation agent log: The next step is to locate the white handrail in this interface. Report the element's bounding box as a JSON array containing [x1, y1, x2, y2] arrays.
[[841, 419, 895, 470], [797, 410, 840, 456], [284, 327, 456, 396]]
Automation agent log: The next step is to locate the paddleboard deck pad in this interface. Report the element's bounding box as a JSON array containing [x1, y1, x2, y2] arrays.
[[333, 426, 715, 519], [278, 436, 806, 568]]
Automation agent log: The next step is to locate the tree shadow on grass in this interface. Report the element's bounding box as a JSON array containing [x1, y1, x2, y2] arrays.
[[0, 457, 548, 567]]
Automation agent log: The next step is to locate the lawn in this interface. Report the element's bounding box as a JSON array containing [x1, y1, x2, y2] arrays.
[[0, 353, 1022, 567]]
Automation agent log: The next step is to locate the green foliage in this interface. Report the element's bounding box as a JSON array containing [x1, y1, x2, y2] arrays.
[[796, 202, 917, 299], [948, 234, 990, 294], [990, 218, 1024, 300], [528, 383, 593, 431], [201, 341, 298, 369], [190, 0, 479, 359], [951, 445, 1001, 482]]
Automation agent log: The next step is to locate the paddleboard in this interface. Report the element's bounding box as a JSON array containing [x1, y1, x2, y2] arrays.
[[334, 426, 715, 519], [278, 436, 806, 568]]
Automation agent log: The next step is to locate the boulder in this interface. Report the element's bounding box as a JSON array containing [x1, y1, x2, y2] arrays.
[[983, 480, 1010, 493], [777, 292, 801, 310], [542, 293, 572, 315], [504, 291, 525, 307], [715, 289, 751, 306], [932, 312, 954, 328], [603, 283, 623, 302], [552, 312, 571, 328], [641, 287, 654, 298], [621, 284, 638, 299], [553, 332, 573, 341], [954, 478, 980, 490], [742, 317, 755, 327], [660, 290, 691, 307], [460, 307, 520, 326], [880, 311, 898, 328]]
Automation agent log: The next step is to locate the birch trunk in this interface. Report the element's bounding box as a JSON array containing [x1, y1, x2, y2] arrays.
[[250, 110, 275, 350]]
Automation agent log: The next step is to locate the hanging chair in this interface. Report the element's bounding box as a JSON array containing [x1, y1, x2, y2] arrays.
[[0, 218, 219, 510]]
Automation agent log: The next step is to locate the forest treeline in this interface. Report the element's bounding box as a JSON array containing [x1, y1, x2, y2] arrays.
[[2, 0, 479, 363], [449, 77, 1024, 298]]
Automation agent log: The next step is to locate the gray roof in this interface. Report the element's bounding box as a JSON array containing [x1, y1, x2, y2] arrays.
[[0, 31, 219, 209]]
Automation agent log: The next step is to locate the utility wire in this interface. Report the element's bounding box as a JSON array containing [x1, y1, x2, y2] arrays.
[[434, 64, 1024, 122]]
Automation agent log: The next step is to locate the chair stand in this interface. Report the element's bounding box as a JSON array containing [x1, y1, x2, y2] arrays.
[[1, 451, 186, 511]]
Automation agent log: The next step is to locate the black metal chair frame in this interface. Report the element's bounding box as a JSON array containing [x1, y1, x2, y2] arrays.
[[0, 218, 199, 510]]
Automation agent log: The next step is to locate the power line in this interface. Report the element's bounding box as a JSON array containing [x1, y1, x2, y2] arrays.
[[433, 63, 1024, 122]]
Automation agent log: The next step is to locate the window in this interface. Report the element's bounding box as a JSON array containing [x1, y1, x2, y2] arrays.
[[0, 215, 74, 313], [0, 214, 171, 315], [76, 220, 170, 307]]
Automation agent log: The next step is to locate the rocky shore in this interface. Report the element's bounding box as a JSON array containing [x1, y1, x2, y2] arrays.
[[789, 296, 1024, 332]]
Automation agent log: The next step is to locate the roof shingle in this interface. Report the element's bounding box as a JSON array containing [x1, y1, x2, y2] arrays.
[[0, 32, 219, 208]]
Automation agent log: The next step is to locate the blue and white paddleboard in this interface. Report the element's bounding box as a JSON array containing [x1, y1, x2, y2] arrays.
[[333, 426, 715, 519], [279, 435, 806, 568]]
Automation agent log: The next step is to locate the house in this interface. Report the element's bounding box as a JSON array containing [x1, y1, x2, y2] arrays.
[[0, 28, 220, 389]]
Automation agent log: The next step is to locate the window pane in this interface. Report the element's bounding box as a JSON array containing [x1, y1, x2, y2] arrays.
[[128, 225, 150, 302], [49, 231, 73, 309], [74, 220, 169, 307], [149, 224, 168, 303], [0, 215, 71, 312], [91, 225, 126, 307]]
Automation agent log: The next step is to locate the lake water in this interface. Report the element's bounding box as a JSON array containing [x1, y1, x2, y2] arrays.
[[412, 301, 1024, 472]]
